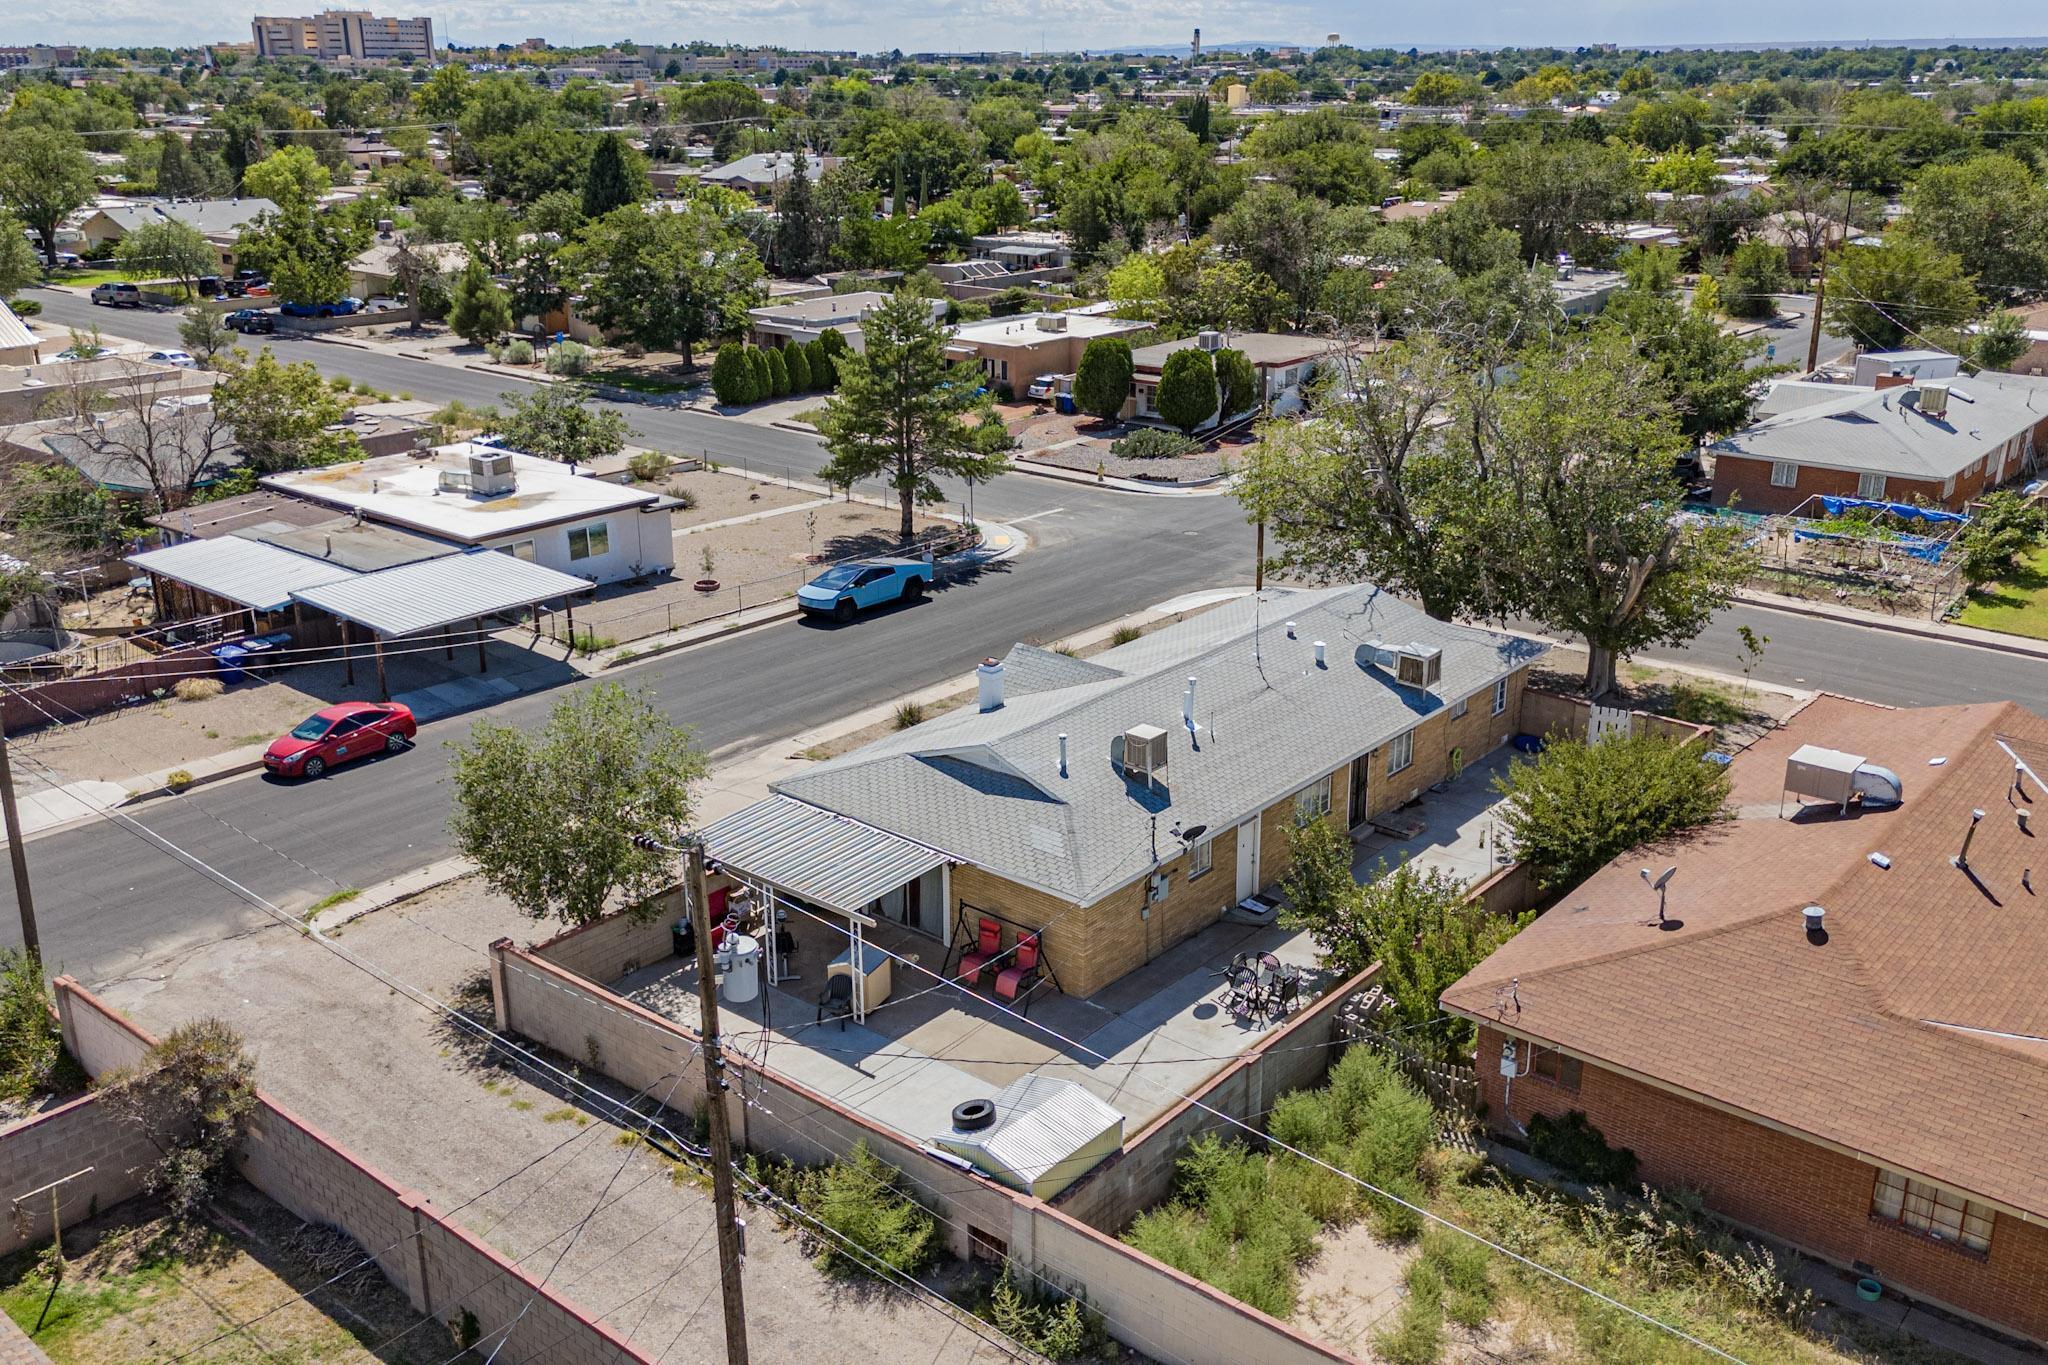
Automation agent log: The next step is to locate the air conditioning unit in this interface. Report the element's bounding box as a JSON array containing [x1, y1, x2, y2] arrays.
[[467, 450, 517, 496], [1035, 313, 1068, 332], [1195, 330, 1224, 352], [1918, 381, 1950, 419], [1121, 724, 1169, 786], [1395, 645, 1443, 690]]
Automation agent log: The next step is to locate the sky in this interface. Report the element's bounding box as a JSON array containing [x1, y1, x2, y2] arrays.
[[15, 0, 2048, 55]]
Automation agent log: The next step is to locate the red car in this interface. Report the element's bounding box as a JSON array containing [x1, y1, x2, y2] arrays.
[[264, 702, 416, 778]]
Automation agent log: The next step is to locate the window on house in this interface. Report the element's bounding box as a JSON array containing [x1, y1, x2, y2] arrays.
[[1187, 837, 1213, 878], [1857, 472, 1888, 499], [1871, 1169, 1994, 1252], [568, 523, 610, 560], [1492, 678, 1509, 716], [1386, 730, 1414, 776], [1531, 1048, 1582, 1092], [505, 539, 536, 562], [1295, 773, 1332, 820], [1942, 475, 1956, 498], [1770, 461, 1798, 488], [1451, 695, 1469, 719]]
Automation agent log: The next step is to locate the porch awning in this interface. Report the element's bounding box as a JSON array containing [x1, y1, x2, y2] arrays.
[[703, 795, 949, 915], [128, 537, 358, 613], [289, 547, 588, 637]]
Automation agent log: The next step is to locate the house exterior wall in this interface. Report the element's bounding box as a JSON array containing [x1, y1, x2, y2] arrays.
[[1713, 413, 2047, 514], [1474, 1023, 2048, 1345], [477, 504, 674, 585], [956, 666, 1531, 999]]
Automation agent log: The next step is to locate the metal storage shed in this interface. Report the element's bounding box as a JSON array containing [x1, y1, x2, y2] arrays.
[[932, 1074, 1124, 1200]]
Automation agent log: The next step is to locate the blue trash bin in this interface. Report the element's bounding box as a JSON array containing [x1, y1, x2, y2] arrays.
[[212, 643, 250, 684], [1055, 393, 1077, 415]]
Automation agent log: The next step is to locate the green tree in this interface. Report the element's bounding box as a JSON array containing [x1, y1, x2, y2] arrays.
[[1599, 290, 1771, 445], [1904, 153, 2048, 300], [241, 143, 329, 209], [1826, 238, 1981, 351], [784, 342, 813, 392], [0, 126, 96, 266], [810, 336, 839, 390], [1972, 310, 2031, 373], [581, 132, 645, 220], [235, 194, 367, 308], [710, 342, 756, 406], [448, 684, 709, 928], [495, 384, 634, 467], [816, 291, 1012, 539], [154, 131, 211, 198], [1248, 70, 1301, 105], [773, 147, 823, 276], [747, 347, 773, 402], [0, 217, 38, 299], [447, 256, 513, 347], [1719, 240, 1790, 319], [2, 464, 121, 557], [1347, 863, 1528, 1063], [1155, 348, 1219, 433], [116, 218, 216, 297], [1472, 139, 1642, 264], [1618, 244, 1680, 296], [212, 350, 356, 474], [567, 201, 762, 367], [101, 1020, 257, 1228], [1073, 337, 1134, 424], [766, 344, 791, 397], [1406, 72, 1469, 106], [1494, 732, 1732, 891], [1214, 347, 1258, 419], [177, 306, 234, 369]]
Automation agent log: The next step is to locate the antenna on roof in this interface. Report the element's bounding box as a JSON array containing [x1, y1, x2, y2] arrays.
[[1996, 738, 2039, 804], [1953, 808, 1987, 871], [1640, 865, 1676, 926]]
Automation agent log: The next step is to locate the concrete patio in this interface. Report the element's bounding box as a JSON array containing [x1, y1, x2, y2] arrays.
[[1348, 745, 1521, 885]]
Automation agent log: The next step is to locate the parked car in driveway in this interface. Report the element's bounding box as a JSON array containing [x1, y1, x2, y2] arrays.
[[281, 297, 363, 319], [90, 282, 141, 307], [146, 349, 197, 368], [797, 557, 933, 622], [264, 702, 416, 779], [225, 309, 275, 334]]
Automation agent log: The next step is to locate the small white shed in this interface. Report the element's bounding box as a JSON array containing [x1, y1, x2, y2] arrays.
[[932, 1076, 1124, 1200]]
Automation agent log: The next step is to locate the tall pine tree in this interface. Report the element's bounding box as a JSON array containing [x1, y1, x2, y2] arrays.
[[582, 133, 642, 220], [773, 148, 821, 277]]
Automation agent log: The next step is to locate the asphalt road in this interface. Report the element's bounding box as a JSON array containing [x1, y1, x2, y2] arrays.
[[8, 288, 2037, 987]]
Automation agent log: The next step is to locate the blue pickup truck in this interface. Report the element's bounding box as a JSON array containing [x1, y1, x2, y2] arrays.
[[797, 558, 933, 622]]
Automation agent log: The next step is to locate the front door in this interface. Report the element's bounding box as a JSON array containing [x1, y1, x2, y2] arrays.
[[1234, 817, 1262, 902], [1348, 757, 1370, 830]]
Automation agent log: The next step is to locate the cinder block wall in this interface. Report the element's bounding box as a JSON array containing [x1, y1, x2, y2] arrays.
[[0, 1093, 159, 1256]]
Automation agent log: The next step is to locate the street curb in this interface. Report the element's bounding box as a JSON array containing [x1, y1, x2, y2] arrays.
[[311, 855, 478, 935], [1733, 590, 2048, 661], [121, 756, 268, 806], [598, 602, 804, 671], [767, 420, 821, 435], [1010, 455, 1234, 497]]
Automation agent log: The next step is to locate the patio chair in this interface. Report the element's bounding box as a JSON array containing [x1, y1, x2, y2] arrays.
[[816, 975, 854, 1030], [1264, 971, 1301, 1025], [956, 917, 1002, 985], [994, 935, 1041, 1011]]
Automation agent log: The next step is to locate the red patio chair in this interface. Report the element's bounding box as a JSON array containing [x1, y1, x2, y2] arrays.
[[956, 918, 1002, 984], [995, 935, 1041, 1009]]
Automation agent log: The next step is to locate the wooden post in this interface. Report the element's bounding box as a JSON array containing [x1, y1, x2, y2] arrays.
[[682, 841, 751, 1365], [475, 617, 487, 674], [340, 620, 354, 686], [373, 636, 388, 701], [0, 711, 41, 967], [1255, 518, 1265, 592], [563, 596, 576, 655]]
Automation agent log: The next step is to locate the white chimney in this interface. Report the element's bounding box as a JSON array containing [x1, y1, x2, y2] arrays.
[[1183, 676, 1197, 730], [977, 657, 1005, 712], [1058, 732, 1068, 776], [1285, 620, 1297, 639], [1313, 640, 1327, 668]]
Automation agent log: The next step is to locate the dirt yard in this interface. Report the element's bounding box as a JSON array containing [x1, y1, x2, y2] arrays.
[[660, 469, 819, 530], [0, 1183, 440, 1363]]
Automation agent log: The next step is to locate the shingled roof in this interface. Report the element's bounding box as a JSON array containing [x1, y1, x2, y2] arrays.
[[1443, 694, 2048, 1220]]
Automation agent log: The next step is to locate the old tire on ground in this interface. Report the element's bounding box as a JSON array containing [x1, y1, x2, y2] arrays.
[[951, 1098, 996, 1132]]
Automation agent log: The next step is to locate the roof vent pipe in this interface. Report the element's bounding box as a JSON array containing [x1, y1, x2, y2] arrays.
[[1285, 620, 1297, 639], [976, 657, 1005, 712], [1313, 640, 1327, 668], [1954, 807, 1987, 870], [1184, 676, 1197, 731], [1803, 904, 1825, 935], [1058, 732, 1068, 777]]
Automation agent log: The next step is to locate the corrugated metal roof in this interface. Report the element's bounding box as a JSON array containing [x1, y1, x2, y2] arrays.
[[0, 302, 36, 353], [935, 1075, 1123, 1193], [701, 794, 949, 915], [127, 536, 358, 611], [290, 548, 587, 636]]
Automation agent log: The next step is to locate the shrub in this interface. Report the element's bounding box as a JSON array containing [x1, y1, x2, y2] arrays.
[[173, 677, 224, 702], [544, 340, 591, 376], [893, 700, 927, 730], [1124, 1134, 1320, 1318], [0, 949, 72, 1103], [627, 451, 668, 482], [1109, 624, 1143, 646], [569, 629, 618, 655], [1073, 337, 1134, 422], [982, 1269, 1108, 1360], [165, 769, 195, 790], [784, 342, 812, 391], [746, 347, 773, 402], [1214, 346, 1258, 418], [502, 338, 535, 365], [807, 337, 835, 389], [766, 345, 791, 397], [10, 299, 40, 317], [1111, 428, 1199, 459], [1494, 731, 1732, 891], [1156, 348, 1220, 433], [795, 1141, 938, 1277], [710, 342, 754, 405], [1374, 1257, 1446, 1364], [100, 1018, 257, 1227], [1960, 489, 2047, 586], [1528, 1109, 1639, 1187]]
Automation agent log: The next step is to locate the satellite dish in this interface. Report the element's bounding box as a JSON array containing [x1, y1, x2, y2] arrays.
[[1640, 866, 1677, 891], [1181, 824, 1209, 844]]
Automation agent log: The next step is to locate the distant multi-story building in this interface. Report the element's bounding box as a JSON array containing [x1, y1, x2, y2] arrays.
[[0, 45, 79, 70], [250, 10, 434, 64]]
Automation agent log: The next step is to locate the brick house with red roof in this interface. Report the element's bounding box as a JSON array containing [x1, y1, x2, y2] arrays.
[[1443, 695, 2048, 1345]]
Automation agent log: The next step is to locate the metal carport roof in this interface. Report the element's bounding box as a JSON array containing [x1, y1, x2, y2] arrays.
[[702, 794, 950, 915], [290, 547, 589, 637], [127, 537, 358, 612]]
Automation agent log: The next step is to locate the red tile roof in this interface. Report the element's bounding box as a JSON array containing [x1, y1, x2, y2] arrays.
[[1443, 694, 2048, 1218]]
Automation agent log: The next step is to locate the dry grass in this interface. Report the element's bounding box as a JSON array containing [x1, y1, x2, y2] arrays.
[[172, 678, 224, 702]]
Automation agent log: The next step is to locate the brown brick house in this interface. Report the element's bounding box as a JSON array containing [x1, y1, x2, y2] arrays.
[[1443, 695, 2048, 1345], [703, 584, 1545, 1000], [1708, 368, 2048, 515]]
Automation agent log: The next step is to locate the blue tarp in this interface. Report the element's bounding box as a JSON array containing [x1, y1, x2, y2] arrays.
[[1792, 528, 1948, 563], [1816, 496, 1969, 526]]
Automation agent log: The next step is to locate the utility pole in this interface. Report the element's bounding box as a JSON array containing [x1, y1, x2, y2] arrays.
[[1254, 518, 1266, 592], [679, 836, 751, 1365], [1805, 265, 1827, 375], [0, 711, 40, 966]]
